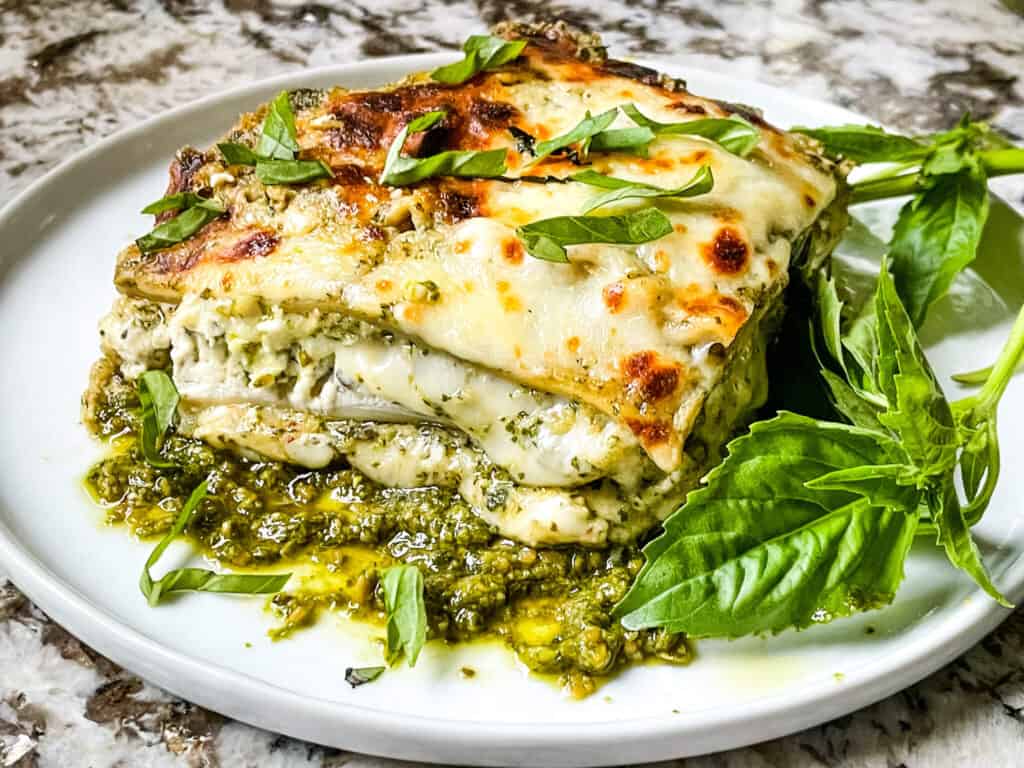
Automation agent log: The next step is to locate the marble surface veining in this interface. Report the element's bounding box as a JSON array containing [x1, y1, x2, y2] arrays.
[[2, 1, 1024, 766]]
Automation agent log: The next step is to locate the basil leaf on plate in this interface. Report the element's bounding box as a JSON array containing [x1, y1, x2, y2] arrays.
[[256, 158, 333, 185], [137, 370, 179, 468], [621, 104, 760, 157], [791, 124, 930, 163], [257, 91, 301, 160], [136, 198, 225, 255], [344, 666, 386, 688], [571, 165, 713, 213], [517, 207, 673, 263], [380, 109, 507, 186], [218, 141, 261, 166], [431, 34, 527, 85], [140, 192, 208, 215], [380, 564, 427, 666], [140, 480, 292, 606]]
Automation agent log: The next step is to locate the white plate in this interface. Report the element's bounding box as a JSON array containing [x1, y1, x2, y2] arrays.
[[1, 53, 1022, 766]]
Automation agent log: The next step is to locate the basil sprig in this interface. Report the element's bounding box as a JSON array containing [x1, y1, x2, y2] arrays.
[[795, 117, 1024, 327], [431, 34, 527, 85], [571, 165, 713, 213], [217, 90, 332, 186], [136, 196, 226, 255], [517, 208, 673, 263], [379, 110, 507, 186], [140, 480, 292, 606], [621, 104, 760, 157], [137, 370, 180, 468], [380, 564, 427, 666], [616, 259, 1024, 636]]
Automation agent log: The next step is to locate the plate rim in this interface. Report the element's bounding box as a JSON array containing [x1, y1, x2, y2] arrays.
[[0, 52, 1020, 765]]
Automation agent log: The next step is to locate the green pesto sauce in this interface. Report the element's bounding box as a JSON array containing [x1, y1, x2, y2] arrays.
[[84, 365, 689, 697]]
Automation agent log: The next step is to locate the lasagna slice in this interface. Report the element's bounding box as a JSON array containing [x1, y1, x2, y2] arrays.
[[88, 21, 846, 548]]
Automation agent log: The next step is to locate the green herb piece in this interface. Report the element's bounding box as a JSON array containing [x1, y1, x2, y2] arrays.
[[431, 35, 527, 85], [256, 91, 300, 160], [137, 370, 180, 468], [140, 192, 208, 215], [380, 565, 427, 666], [255, 158, 333, 185], [587, 126, 656, 157], [136, 198, 225, 255], [889, 162, 989, 328], [217, 142, 260, 166], [517, 208, 673, 263], [614, 412, 919, 636], [140, 480, 292, 606], [791, 124, 929, 163], [344, 666, 386, 688], [529, 109, 618, 166], [571, 165, 713, 214], [621, 104, 760, 156], [380, 109, 507, 186]]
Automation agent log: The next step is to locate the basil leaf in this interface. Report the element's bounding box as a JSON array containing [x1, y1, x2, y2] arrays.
[[380, 565, 427, 667], [255, 158, 333, 185], [141, 192, 208, 215], [137, 370, 180, 468], [622, 104, 760, 157], [889, 163, 990, 327], [380, 109, 507, 186], [530, 109, 618, 165], [136, 199, 225, 255], [344, 666, 385, 688], [517, 208, 673, 263], [257, 91, 300, 161], [431, 35, 527, 85], [587, 126, 655, 157], [614, 413, 919, 636], [140, 480, 291, 606], [218, 141, 260, 166], [791, 124, 929, 163], [571, 165, 713, 214]]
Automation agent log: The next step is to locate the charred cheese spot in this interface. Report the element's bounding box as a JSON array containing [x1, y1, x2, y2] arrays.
[[622, 351, 681, 403], [454, 240, 470, 254], [599, 59, 663, 87], [220, 230, 279, 263], [566, 336, 581, 353], [435, 188, 482, 223], [703, 227, 749, 275], [625, 418, 671, 448], [161, 148, 205, 223], [803, 192, 817, 208], [669, 101, 709, 115], [676, 291, 750, 340], [501, 238, 524, 265], [602, 282, 625, 313]]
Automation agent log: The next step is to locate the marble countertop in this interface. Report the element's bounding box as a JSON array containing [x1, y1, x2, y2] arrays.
[[2, 1, 1023, 766]]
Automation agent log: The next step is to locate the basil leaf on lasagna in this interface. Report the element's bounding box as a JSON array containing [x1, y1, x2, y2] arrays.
[[622, 104, 760, 157], [141, 192, 209, 215], [257, 91, 301, 160], [217, 141, 261, 166], [517, 208, 673, 262], [256, 158, 334, 185], [572, 165, 714, 213], [431, 35, 527, 85], [135, 198, 225, 255], [529, 109, 619, 165]]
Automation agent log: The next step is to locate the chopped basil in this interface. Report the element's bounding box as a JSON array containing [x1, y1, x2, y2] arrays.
[[217, 141, 261, 166], [622, 104, 760, 157], [136, 198, 225, 254], [140, 192, 209, 215], [380, 564, 427, 666], [431, 34, 527, 85], [517, 207, 673, 263], [571, 165, 714, 213], [380, 109, 507, 186], [257, 91, 300, 160], [529, 109, 618, 166], [344, 666, 386, 688], [137, 370, 180, 468], [140, 480, 292, 606], [255, 158, 333, 185]]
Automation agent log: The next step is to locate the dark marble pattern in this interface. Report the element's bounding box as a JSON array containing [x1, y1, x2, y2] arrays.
[[1, 1, 1023, 765]]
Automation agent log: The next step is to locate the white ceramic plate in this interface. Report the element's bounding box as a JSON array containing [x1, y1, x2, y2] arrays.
[[1, 53, 1023, 766]]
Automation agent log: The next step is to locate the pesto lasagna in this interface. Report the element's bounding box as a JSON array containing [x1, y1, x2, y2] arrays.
[[83, 21, 847, 687]]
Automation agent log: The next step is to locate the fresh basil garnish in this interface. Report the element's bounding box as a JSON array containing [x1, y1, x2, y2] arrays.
[[217, 141, 261, 166], [431, 34, 527, 85], [344, 666, 386, 688], [621, 104, 760, 157], [137, 370, 180, 468], [380, 564, 427, 666], [255, 158, 333, 185], [571, 165, 713, 214], [257, 91, 301, 160], [791, 124, 930, 163], [136, 198, 225, 255], [517, 208, 673, 263], [380, 109, 507, 186], [140, 192, 209, 215], [587, 126, 656, 157], [528, 109, 618, 166], [140, 480, 292, 606]]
